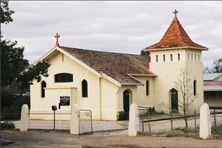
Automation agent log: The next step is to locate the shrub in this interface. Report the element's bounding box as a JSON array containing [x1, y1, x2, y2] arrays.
[[117, 111, 129, 120], [2, 96, 30, 120], [1, 121, 15, 130]]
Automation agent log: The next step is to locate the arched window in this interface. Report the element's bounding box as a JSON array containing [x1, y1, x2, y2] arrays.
[[193, 80, 197, 96], [146, 80, 149, 96], [82, 79, 88, 97], [55, 73, 73, 82], [41, 81, 46, 98]]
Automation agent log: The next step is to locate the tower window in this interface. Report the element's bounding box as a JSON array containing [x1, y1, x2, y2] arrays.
[[170, 54, 173, 61], [146, 80, 149, 96], [194, 80, 197, 96], [178, 54, 180, 61], [188, 53, 189, 61], [156, 55, 158, 62], [163, 55, 165, 62]]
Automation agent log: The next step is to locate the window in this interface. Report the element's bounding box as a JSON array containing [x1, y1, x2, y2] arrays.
[[156, 55, 158, 62], [163, 55, 165, 62], [146, 80, 149, 96], [191, 54, 193, 61], [195, 54, 196, 61], [41, 81, 46, 98], [193, 80, 196, 96], [55, 73, 73, 82], [170, 54, 173, 61], [178, 54, 180, 61], [188, 53, 189, 61], [82, 79, 88, 97], [198, 55, 200, 62], [62, 53, 64, 61]]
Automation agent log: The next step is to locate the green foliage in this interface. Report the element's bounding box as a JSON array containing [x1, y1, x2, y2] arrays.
[[212, 126, 222, 135], [1, 121, 15, 129], [2, 96, 30, 114], [1, 90, 15, 111], [175, 127, 199, 134], [140, 49, 150, 56], [204, 58, 222, 73], [117, 111, 129, 120], [18, 60, 51, 90], [1, 0, 14, 24], [1, 40, 29, 88], [147, 107, 155, 114]]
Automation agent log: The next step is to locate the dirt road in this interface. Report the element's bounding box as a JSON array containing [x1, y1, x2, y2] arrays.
[[1, 129, 222, 148]]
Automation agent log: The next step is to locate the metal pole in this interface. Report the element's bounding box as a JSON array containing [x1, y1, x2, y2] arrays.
[[194, 109, 196, 127], [214, 109, 216, 127], [54, 110, 55, 130], [148, 109, 151, 132], [171, 114, 173, 130], [142, 119, 144, 132], [59, 87, 61, 129]]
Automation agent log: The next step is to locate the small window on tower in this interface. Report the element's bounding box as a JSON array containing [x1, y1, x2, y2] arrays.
[[170, 54, 173, 61], [188, 53, 189, 61], [178, 54, 180, 61], [163, 55, 165, 62], [156, 55, 158, 62]]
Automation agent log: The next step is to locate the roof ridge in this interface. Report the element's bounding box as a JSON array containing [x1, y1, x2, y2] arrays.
[[60, 45, 146, 56]]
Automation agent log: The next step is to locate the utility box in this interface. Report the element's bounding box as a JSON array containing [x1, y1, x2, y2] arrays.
[[52, 105, 57, 111]]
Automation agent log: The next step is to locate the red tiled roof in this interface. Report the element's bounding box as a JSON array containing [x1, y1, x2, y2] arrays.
[[204, 81, 222, 86], [146, 11, 208, 50], [60, 46, 154, 84]]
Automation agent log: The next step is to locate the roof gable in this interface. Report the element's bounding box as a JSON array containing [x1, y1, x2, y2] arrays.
[[145, 10, 208, 50], [60, 46, 154, 84]]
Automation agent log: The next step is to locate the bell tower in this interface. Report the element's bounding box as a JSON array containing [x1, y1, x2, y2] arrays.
[[143, 10, 208, 113]]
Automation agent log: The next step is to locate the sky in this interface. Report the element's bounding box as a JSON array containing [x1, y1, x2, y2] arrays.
[[2, 1, 222, 67]]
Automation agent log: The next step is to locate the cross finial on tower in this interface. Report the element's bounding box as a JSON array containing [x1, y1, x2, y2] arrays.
[[55, 33, 60, 46], [173, 9, 178, 17]]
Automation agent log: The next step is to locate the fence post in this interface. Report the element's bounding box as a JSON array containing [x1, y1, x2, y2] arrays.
[[70, 104, 80, 135], [214, 109, 216, 127], [194, 109, 196, 127], [171, 114, 173, 130], [148, 109, 151, 132], [54, 110, 56, 130], [142, 119, 144, 132], [20, 104, 29, 132]]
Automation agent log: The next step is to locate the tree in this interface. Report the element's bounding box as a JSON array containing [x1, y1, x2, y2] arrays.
[[1, 0, 14, 24], [174, 69, 195, 129], [203, 58, 222, 73], [160, 69, 196, 129], [1, 0, 50, 94], [212, 58, 222, 73]]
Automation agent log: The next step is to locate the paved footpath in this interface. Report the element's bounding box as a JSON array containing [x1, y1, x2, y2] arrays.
[[12, 120, 126, 132]]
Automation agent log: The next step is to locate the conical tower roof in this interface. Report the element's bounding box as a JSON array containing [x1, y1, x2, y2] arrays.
[[145, 9, 208, 50]]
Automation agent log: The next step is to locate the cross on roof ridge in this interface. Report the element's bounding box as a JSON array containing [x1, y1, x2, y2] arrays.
[[55, 33, 60, 46]]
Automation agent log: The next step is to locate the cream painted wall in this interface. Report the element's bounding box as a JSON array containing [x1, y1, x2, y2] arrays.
[[30, 51, 102, 120], [100, 77, 119, 120], [134, 77, 154, 108]]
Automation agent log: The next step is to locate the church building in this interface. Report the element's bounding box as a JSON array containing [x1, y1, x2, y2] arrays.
[[30, 10, 208, 120]]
